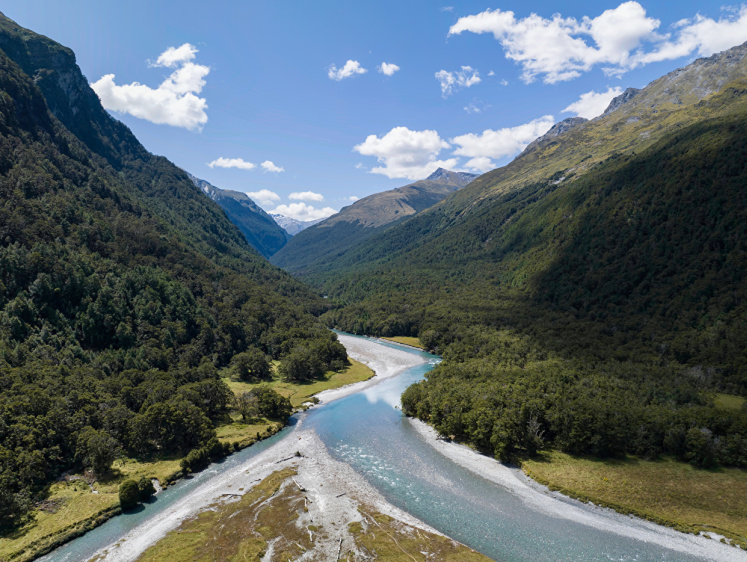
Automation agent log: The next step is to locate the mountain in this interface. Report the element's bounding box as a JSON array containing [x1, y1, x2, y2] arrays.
[[310, 44, 747, 466], [271, 168, 477, 273], [0, 12, 345, 529], [271, 214, 325, 236], [188, 173, 290, 258]]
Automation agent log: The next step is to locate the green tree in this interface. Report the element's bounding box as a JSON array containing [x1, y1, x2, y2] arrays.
[[119, 479, 140, 510], [76, 427, 120, 475], [234, 391, 259, 421], [232, 348, 272, 382], [137, 477, 156, 501]]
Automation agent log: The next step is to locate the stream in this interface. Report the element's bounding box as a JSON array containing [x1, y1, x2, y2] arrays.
[[42, 334, 738, 561]]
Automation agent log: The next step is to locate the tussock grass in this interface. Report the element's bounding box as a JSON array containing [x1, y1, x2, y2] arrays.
[[522, 450, 747, 548]]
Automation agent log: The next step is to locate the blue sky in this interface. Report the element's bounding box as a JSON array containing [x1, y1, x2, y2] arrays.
[[2, 1, 745, 220]]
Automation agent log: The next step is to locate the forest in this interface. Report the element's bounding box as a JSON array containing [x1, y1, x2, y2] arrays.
[[0, 22, 345, 528]]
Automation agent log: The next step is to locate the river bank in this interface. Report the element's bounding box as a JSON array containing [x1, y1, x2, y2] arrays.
[[408, 419, 745, 561]]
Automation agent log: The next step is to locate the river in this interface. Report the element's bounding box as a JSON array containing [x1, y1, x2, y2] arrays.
[[42, 334, 741, 561]]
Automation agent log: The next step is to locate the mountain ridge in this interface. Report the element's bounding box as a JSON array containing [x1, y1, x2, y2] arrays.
[[188, 173, 290, 258], [271, 168, 477, 272]]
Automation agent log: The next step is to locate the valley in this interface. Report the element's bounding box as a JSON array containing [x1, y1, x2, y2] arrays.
[[0, 4, 746, 561]]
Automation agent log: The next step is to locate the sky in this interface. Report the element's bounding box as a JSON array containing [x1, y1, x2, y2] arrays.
[[2, 1, 746, 220]]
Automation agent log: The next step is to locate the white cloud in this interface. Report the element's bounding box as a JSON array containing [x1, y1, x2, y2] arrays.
[[448, 3, 747, 84], [355, 162, 365, 169], [632, 6, 747, 67], [261, 160, 284, 173], [208, 157, 256, 170], [246, 189, 281, 206], [289, 191, 324, 202], [378, 62, 400, 76], [91, 43, 209, 130], [441, 6, 454, 12], [464, 103, 482, 114], [451, 116, 555, 172], [270, 202, 337, 221], [500, 79, 509, 86], [563, 87, 623, 119], [487, 70, 495, 76], [353, 126, 457, 180], [345, 196, 360, 202], [435, 66, 481, 96], [328, 60, 367, 81], [153, 44, 197, 67]]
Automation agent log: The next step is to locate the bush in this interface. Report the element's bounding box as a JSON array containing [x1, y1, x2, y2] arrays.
[[119, 479, 140, 510], [137, 477, 156, 501]]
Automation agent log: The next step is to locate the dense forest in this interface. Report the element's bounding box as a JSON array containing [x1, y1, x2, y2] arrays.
[[0, 15, 345, 528], [315, 76, 747, 468]]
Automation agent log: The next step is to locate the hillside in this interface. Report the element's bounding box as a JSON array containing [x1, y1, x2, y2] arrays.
[[0, 12, 345, 529], [309, 45, 747, 467], [271, 168, 476, 273], [188, 173, 290, 258]]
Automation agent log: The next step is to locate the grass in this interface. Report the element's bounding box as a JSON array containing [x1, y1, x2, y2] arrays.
[[137, 467, 302, 562], [714, 393, 746, 411], [348, 511, 489, 561], [0, 455, 185, 562], [381, 336, 425, 349], [137, 468, 488, 561], [522, 450, 747, 548], [224, 357, 374, 408]]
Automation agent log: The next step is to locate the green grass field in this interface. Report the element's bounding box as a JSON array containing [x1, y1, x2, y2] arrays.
[[380, 336, 425, 349], [224, 357, 374, 408], [522, 450, 747, 548]]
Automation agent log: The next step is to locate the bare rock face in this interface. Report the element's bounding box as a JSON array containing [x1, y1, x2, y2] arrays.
[[604, 88, 641, 115]]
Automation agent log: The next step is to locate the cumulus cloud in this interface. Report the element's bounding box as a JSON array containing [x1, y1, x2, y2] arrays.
[[246, 189, 281, 206], [631, 6, 747, 67], [435, 66, 481, 96], [451, 116, 555, 172], [261, 160, 284, 173], [354, 126, 458, 180], [92, 43, 209, 130], [270, 202, 337, 221], [328, 60, 367, 81], [289, 191, 324, 202], [378, 62, 400, 76], [563, 87, 623, 119], [345, 196, 360, 202], [208, 157, 256, 170], [448, 3, 747, 83], [153, 44, 197, 67]]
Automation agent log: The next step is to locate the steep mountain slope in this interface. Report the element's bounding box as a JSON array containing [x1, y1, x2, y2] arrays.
[[310, 46, 747, 466], [188, 173, 290, 258], [271, 168, 477, 273], [0, 13, 345, 528]]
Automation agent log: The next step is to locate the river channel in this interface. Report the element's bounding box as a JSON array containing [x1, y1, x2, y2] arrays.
[[42, 334, 739, 561]]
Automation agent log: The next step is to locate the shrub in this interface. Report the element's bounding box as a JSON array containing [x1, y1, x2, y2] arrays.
[[119, 479, 140, 510]]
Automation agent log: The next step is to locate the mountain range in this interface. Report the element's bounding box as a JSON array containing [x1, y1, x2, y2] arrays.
[[188, 173, 290, 258], [270, 213, 325, 236], [271, 168, 477, 273], [285, 42, 747, 466]]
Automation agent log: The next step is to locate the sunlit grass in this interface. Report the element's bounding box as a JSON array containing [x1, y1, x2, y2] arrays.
[[523, 450, 747, 547]]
